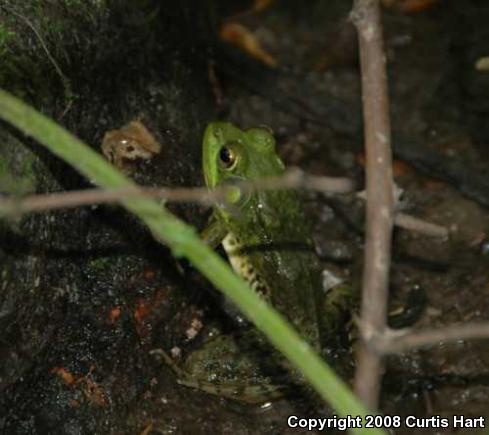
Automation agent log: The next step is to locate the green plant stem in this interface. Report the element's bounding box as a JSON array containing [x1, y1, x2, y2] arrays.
[[0, 89, 384, 434]]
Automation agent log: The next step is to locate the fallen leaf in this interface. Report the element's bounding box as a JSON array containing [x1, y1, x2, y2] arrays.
[[51, 367, 76, 386], [253, 0, 274, 12], [382, 0, 440, 13], [108, 306, 121, 324], [220, 22, 277, 68]]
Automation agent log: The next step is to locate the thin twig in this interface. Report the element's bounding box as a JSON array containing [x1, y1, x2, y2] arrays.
[[394, 213, 448, 239], [351, 0, 394, 409], [358, 189, 449, 238], [366, 322, 489, 354], [0, 167, 448, 238], [0, 171, 448, 238], [0, 168, 354, 216]]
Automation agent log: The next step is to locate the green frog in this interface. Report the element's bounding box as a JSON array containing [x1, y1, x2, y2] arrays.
[[161, 122, 353, 403]]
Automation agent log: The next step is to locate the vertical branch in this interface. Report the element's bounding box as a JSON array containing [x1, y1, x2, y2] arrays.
[[350, 0, 394, 408]]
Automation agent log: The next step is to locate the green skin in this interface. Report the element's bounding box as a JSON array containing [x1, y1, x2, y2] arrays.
[[172, 122, 352, 403], [204, 122, 325, 347]]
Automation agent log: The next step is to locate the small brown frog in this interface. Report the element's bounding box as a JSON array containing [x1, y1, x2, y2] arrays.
[[101, 120, 161, 173]]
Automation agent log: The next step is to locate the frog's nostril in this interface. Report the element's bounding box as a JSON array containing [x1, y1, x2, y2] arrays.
[[213, 127, 222, 140]]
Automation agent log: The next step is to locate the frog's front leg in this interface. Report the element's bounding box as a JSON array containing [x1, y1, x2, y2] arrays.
[[200, 212, 227, 248]]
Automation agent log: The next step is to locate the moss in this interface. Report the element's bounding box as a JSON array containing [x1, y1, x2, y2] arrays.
[[0, 25, 15, 57], [0, 141, 37, 196], [0, 5, 50, 99], [61, 0, 107, 11], [0, 1, 114, 103], [0, 24, 20, 88], [87, 257, 114, 272], [0, 0, 168, 108]]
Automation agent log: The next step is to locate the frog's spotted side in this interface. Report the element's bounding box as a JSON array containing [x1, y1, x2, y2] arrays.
[[222, 232, 271, 298], [163, 122, 352, 403]]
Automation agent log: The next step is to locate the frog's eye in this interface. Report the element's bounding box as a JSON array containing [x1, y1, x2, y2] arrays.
[[218, 145, 237, 170]]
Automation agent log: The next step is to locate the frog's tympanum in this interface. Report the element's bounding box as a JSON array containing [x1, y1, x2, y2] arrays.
[[166, 122, 352, 403]]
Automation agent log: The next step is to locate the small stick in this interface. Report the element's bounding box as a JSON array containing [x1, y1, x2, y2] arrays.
[[394, 213, 448, 239], [351, 0, 394, 409], [0, 171, 447, 238], [0, 169, 354, 217], [368, 322, 489, 355]]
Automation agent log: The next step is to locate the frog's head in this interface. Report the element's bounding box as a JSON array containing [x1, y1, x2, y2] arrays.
[[202, 122, 285, 195]]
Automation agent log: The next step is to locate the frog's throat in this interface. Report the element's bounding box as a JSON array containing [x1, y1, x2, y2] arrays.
[[222, 233, 271, 299]]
